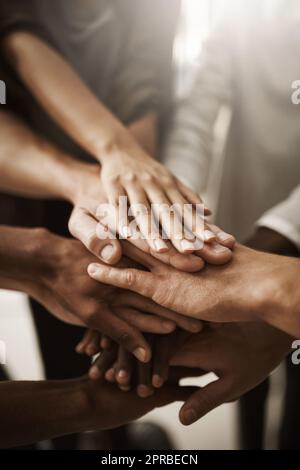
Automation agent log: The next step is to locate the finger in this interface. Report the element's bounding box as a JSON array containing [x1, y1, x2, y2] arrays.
[[137, 358, 154, 398], [163, 187, 210, 246], [100, 335, 113, 350], [89, 347, 117, 380], [168, 367, 207, 384], [179, 378, 229, 425], [69, 207, 122, 264], [175, 179, 203, 207], [117, 307, 176, 334], [122, 294, 202, 333], [152, 333, 177, 388], [196, 241, 233, 265], [75, 329, 95, 354], [88, 263, 156, 300], [87, 304, 152, 363], [105, 366, 117, 383], [115, 347, 134, 390], [125, 232, 205, 272], [147, 385, 200, 409], [144, 184, 191, 253], [209, 224, 236, 249], [125, 182, 168, 253], [76, 329, 101, 357]]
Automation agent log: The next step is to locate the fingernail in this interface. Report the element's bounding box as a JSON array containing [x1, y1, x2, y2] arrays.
[[217, 231, 233, 242], [133, 347, 148, 362], [154, 239, 168, 252], [100, 244, 115, 262], [152, 375, 164, 388], [182, 408, 198, 425], [118, 369, 128, 379], [204, 230, 216, 242], [181, 240, 195, 252], [88, 264, 99, 275], [163, 321, 176, 332], [211, 243, 229, 254], [89, 366, 101, 380], [137, 384, 154, 398], [120, 226, 131, 238], [86, 345, 97, 356]]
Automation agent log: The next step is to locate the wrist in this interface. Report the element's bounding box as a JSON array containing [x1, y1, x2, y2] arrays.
[[245, 227, 299, 257]]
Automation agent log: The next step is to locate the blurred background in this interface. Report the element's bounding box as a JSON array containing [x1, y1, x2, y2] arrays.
[[0, 0, 290, 450]]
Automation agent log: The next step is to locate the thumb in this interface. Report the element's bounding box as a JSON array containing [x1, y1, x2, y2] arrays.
[[179, 378, 230, 425], [69, 207, 122, 264], [150, 385, 200, 409]]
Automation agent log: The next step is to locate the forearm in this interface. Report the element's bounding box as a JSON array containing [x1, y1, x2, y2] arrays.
[[0, 111, 98, 203], [3, 32, 144, 162], [128, 113, 158, 156], [0, 377, 92, 448], [0, 226, 51, 293]]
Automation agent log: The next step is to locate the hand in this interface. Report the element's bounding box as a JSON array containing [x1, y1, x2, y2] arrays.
[[170, 323, 291, 425], [80, 330, 189, 397], [29, 230, 202, 362], [87, 242, 300, 336], [84, 374, 198, 431], [68, 165, 235, 269]]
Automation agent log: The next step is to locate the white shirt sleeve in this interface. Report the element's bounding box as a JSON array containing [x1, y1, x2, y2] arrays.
[[256, 185, 300, 251], [162, 24, 233, 194]]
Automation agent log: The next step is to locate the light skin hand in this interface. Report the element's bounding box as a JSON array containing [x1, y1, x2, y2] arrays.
[[170, 323, 291, 425], [2, 32, 235, 255], [87, 242, 300, 337]]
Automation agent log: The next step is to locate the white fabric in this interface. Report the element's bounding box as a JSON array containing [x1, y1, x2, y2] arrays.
[[163, 0, 300, 247]]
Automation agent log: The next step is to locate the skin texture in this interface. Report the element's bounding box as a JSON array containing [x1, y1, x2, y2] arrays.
[[0, 110, 234, 269], [0, 226, 205, 363], [170, 323, 291, 425], [87, 242, 300, 337], [2, 31, 235, 253], [0, 375, 197, 448]]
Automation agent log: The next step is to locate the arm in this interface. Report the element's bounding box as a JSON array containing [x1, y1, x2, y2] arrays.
[[0, 375, 191, 448], [162, 25, 233, 194], [0, 111, 233, 270], [1, 31, 218, 253], [255, 185, 300, 254]]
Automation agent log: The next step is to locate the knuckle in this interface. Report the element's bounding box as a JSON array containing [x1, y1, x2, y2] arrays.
[[86, 232, 99, 251], [161, 175, 174, 188], [116, 330, 131, 346], [124, 269, 136, 287], [123, 172, 136, 183], [141, 173, 154, 184]]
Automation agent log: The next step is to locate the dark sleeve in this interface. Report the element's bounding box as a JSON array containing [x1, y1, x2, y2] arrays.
[[109, 0, 181, 130], [0, 0, 48, 42]]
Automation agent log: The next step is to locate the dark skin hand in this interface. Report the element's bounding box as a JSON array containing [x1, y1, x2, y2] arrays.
[[0, 226, 202, 363], [0, 373, 198, 448], [80, 330, 189, 397], [171, 322, 292, 425]]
